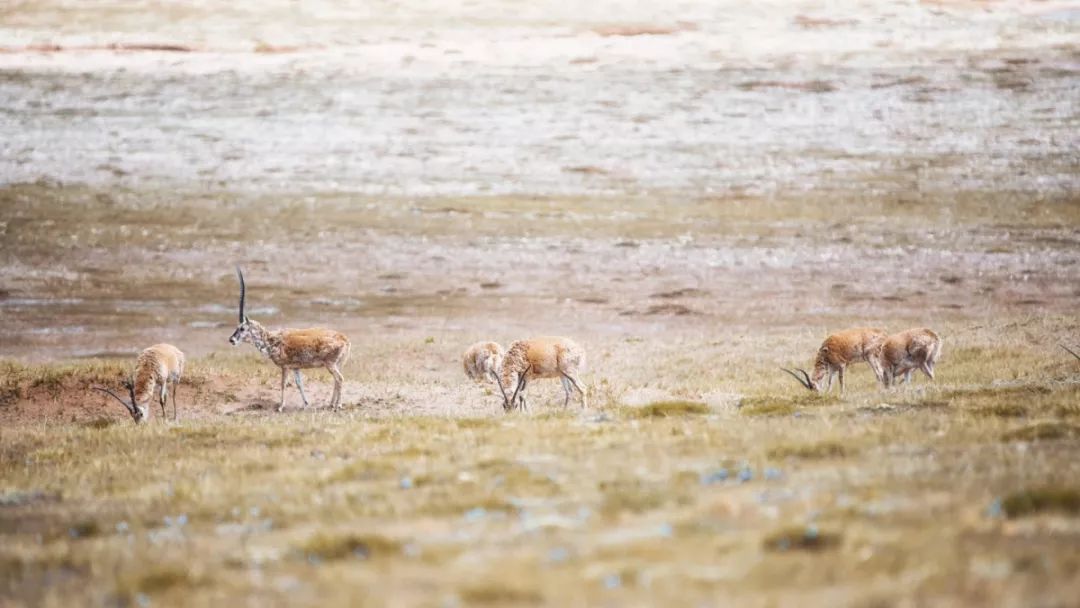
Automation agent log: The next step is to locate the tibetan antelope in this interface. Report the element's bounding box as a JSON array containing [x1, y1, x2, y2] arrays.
[[463, 341, 505, 384], [497, 337, 587, 411], [228, 267, 351, 411], [93, 343, 185, 423], [782, 328, 888, 393], [879, 328, 943, 387]]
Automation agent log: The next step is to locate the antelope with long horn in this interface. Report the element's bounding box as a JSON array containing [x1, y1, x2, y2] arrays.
[[93, 343, 185, 423], [497, 337, 587, 412], [228, 267, 351, 411], [782, 328, 888, 393], [879, 328, 943, 387]]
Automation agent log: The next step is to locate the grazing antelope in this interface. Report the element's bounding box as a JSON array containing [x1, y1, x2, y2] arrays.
[[228, 267, 351, 411], [879, 328, 943, 387], [497, 337, 587, 411], [463, 341, 505, 384], [93, 343, 185, 423], [782, 328, 888, 393]]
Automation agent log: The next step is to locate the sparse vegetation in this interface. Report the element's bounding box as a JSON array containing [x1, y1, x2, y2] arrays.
[[768, 440, 852, 460], [299, 532, 401, 561], [741, 401, 797, 417], [1001, 422, 1080, 442], [762, 525, 842, 552], [1002, 487, 1080, 518], [623, 400, 709, 418]]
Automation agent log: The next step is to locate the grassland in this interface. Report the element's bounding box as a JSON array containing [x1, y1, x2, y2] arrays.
[[2, 318, 1080, 606]]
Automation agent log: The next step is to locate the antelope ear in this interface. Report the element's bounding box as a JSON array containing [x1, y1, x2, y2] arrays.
[[244, 316, 250, 323]]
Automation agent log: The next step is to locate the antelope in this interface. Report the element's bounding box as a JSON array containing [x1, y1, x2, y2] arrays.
[[93, 343, 185, 423], [878, 328, 943, 387], [497, 336, 587, 411], [782, 328, 888, 393], [228, 267, 351, 411], [463, 341, 505, 384]]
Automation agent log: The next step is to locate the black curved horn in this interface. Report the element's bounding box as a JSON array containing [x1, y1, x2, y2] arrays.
[[93, 386, 138, 419], [780, 367, 812, 390], [509, 365, 531, 411], [236, 266, 246, 322], [493, 371, 512, 411], [1061, 344, 1080, 362]]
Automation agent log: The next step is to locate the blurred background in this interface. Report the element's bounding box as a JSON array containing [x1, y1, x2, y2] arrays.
[[1, 0, 1078, 359]]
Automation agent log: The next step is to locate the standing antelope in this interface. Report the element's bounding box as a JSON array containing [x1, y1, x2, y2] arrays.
[[497, 336, 587, 411], [93, 343, 185, 423], [782, 328, 888, 393], [228, 267, 351, 411], [879, 328, 943, 387], [463, 341, 505, 384]]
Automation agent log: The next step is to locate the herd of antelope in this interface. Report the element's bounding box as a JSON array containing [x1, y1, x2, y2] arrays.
[[92, 268, 1079, 423]]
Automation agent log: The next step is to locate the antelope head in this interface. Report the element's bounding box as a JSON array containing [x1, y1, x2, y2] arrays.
[[781, 367, 818, 392], [93, 379, 147, 423], [500, 365, 531, 411], [228, 266, 253, 346]]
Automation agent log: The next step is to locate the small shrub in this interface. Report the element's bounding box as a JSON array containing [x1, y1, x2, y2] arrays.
[[1002, 487, 1080, 518]]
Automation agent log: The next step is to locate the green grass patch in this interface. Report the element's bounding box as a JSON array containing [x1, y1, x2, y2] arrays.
[[459, 583, 543, 605], [1002, 487, 1080, 518], [973, 403, 1028, 418], [623, 400, 710, 418], [299, 532, 401, 561], [768, 440, 852, 460], [118, 565, 199, 597], [741, 401, 796, 417], [326, 460, 399, 484]]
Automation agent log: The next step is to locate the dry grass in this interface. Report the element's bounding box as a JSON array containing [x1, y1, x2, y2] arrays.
[[1, 334, 1079, 606], [2, 181, 1080, 606]]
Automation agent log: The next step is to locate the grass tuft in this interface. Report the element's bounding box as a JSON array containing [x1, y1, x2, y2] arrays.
[[768, 440, 852, 460], [741, 401, 796, 417], [1001, 422, 1080, 442], [459, 583, 543, 604], [118, 565, 197, 597], [762, 525, 842, 552], [1002, 487, 1080, 518], [973, 403, 1027, 418], [82, 417, 118, 429], [299, 532, 401, 561], [623, 400, 709, 418]]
